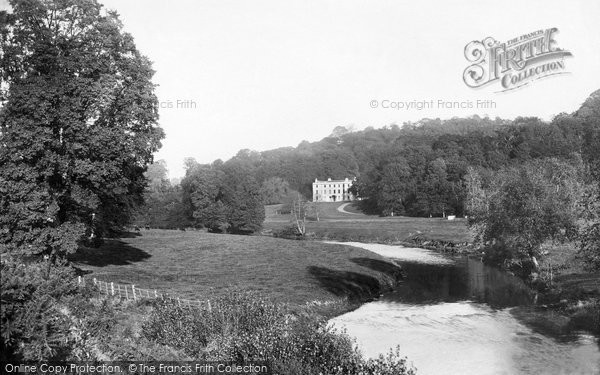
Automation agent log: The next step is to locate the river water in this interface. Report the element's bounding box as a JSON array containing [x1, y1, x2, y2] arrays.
[[327, 242, 600, 375]]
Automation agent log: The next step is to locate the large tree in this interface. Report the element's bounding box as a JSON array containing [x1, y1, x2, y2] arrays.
[[181, 163, 228, 232], [0, 0, 164, 257], [133, 160, 191, 229], [466, 158, 585, 277], [573, 89, 600, 269], [181, 160, 265, 234]]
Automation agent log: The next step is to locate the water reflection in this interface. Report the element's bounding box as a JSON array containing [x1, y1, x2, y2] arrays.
[[386, 257, 533, 308]]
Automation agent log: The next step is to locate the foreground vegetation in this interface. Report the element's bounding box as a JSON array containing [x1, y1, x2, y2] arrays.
[[1, 257, 415, 374]]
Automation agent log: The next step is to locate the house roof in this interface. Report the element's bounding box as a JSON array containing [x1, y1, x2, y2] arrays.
[[313, 178, 354, 183]]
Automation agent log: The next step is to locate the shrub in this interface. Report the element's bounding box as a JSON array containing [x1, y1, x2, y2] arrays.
[[568, 300, 600, 335], [142, 290, 415, 374], [272, 225, 305, 239], [0, 257, 103, 361]]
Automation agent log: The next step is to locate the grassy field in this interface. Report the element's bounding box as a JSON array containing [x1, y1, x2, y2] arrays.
[[265, 201, 471, 244], [537, 242, 600, 294], [70, 229, 402, 308]]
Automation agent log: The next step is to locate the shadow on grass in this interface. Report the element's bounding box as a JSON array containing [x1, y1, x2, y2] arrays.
[[308, 266, 382, 301], [115, 231, 143, 238], [69, 239, 151, 267], [352, 200, 380, 216], [351, 257, 404, 280]]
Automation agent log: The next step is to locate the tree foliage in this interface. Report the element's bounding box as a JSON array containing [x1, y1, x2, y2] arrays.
[[260, 176, 293, 205], [180, 160, 265, 234], [466, 158, 586, 276], [578, 186, 600, 270], [0, 0, 164, 257], [133, 160, 190, 229], [0, 257, 96, 361], [574, 89, 600, 269]]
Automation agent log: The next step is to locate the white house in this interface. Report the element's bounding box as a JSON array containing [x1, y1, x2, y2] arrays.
[[312, 177, 355, 202]]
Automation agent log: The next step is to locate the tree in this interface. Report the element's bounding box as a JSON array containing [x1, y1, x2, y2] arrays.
[[578, 185, 600, 270], [466, 158, 584, 277], [287, 194, 320, 237], [144, 160, 170, 193], [377, 160, 412, 216], [574, 89, 600, 268], [220, 161, 265, 234], [260, 177, 292, 205], [0, 0, 164, 257], [134, 161, 191, 229], [181, 160, 265, 234], [291, 194, 307, 236], [181, 165, 228, 232]]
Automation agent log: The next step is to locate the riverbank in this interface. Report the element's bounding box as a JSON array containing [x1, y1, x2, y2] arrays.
[[328, 241, 600, 374], [533, 242, 600, 335], [270, 201, 599, 335], [534, 278, 600, 336]]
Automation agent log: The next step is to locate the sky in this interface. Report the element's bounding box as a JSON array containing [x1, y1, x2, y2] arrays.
[[3, 0, 600, 177]]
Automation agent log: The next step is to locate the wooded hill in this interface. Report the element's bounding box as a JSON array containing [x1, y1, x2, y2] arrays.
[[141, 89, 600, 229]]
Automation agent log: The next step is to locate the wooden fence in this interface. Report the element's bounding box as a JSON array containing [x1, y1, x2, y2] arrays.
[[78, 276, 211, 310]]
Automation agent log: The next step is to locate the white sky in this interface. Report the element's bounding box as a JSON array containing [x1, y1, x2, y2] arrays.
[[3, 0, 600, 177]]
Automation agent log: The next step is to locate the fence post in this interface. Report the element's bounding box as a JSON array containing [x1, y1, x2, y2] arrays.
[[207, 300, 211, 312], [111, 282, 115, 296], [132, 285, 137, 301], [125, 285, 129, 300]]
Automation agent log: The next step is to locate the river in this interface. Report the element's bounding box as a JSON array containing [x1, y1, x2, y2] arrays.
[[327, 242, 600, 375]]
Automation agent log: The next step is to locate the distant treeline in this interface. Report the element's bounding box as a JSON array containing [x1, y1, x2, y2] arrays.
[[136, 90, 600, 230]]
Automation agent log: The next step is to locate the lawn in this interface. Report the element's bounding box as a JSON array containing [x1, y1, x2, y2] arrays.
[[265, 202, 472, 244], [70, 229, 402, 307]]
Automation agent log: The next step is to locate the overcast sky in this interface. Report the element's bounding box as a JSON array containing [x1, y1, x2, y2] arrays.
[[3, 0, 600, 177]]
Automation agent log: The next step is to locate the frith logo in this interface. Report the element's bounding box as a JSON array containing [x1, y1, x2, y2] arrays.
[[463, 28, 572, 92]]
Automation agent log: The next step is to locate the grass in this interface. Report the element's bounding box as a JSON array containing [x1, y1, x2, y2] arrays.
[[537, 242, 600, 296], [70, 229, 402, 309], [265, 201, 471, 244]]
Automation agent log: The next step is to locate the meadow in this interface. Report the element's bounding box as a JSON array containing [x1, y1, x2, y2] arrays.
[[265, 201, 472, 244], [69, 203, 472, 315], [70, 229, 403, 309]]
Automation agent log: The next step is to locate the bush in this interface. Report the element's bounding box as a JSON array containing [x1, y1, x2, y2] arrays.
[[0, 257, 106, 361], [272, 225, 305, 239], [142, 290, 415, 374], [568, 300, 600, 335], [482, 241, 537, 279]]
